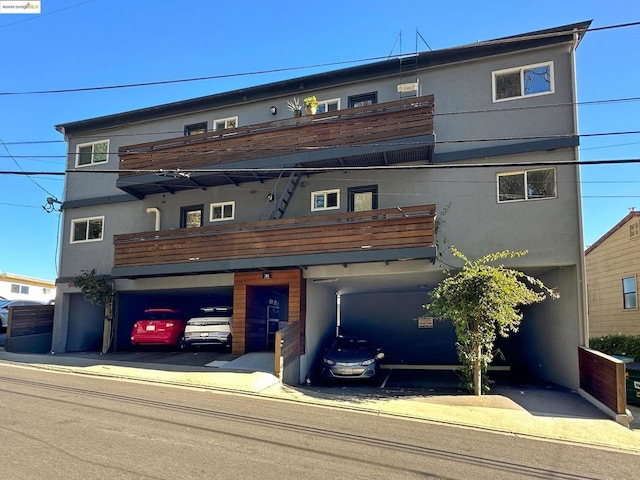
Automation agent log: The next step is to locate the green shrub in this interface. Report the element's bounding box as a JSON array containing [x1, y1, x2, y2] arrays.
[[589, 334, 640, 361]]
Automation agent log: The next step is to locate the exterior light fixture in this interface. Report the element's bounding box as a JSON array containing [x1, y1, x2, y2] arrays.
[[263, 272, 272, 280], [270, 106, 277, 115]]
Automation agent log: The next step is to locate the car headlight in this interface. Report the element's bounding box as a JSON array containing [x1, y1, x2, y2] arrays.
[[323, 358, 335, 365], [361, 358, 375, 366]]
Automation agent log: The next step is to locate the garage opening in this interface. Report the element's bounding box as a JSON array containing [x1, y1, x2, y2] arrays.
[[114, 288, 233, 351]]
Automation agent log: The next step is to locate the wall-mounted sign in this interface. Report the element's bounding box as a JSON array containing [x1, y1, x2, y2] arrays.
[[417, 316, 434, 329]]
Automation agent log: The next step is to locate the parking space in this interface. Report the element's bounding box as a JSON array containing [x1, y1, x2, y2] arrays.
[[303, 368, 619, 421], [100, 345, 239, 367]]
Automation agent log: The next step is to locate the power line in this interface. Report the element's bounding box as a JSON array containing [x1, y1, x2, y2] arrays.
[[4, 157, 627, 177], [0, 138, 57, 197], [3, 94, 640, 147], [2, 129, 640, 160], [0, 0, 100, 30], [1, 21, 638, 97]]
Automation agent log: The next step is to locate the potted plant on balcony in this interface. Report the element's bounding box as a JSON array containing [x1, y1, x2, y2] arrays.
[[287, 97, 303, 117], [304, 96, 319, 115]]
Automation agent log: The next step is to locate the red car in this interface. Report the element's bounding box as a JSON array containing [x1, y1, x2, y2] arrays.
[[131, 308, 185, 346]]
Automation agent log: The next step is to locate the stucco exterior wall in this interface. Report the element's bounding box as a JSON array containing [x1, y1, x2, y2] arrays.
[[517, 266, 582, 388], [300, 282, 336, 383]]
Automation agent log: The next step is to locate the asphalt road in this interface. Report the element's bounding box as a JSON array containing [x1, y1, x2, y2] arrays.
[[0, 363, 637, 479]]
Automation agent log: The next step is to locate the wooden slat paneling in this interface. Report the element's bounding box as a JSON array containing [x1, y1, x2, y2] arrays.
[[232, 269, 305, 357], [6, 305, 55, 338], [114, 205, 436, 269], [117, 96, 435, 176], [578, 346, 626, 414]]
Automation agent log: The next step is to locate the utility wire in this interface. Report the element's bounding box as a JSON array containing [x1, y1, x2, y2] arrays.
[[1, 21, 638, 97], [0, 0, 100, 30], [0, 156, 633, 176], [2, 129, 640, 159], [0, 137, 57, 197], [4, 94, 640, 146]]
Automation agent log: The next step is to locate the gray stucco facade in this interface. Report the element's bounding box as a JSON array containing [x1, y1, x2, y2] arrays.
[[53, 21, 590, 388]]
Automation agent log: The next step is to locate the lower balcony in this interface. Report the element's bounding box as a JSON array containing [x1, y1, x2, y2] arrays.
[[112, 204, 436, 278]]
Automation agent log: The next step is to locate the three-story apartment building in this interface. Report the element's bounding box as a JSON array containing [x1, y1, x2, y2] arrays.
[[53, 21, 590, 388]]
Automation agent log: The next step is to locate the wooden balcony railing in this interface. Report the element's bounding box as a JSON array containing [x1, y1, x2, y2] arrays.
[[113, 204, 436, 273], [117, 95, 435, 177]]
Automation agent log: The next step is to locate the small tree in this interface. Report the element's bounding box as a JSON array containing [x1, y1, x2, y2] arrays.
[[425, 247, 558, 395], [71, 269, 114, 354]]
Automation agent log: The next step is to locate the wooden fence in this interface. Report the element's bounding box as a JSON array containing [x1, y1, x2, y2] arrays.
[[578, 346, 626, 415], [4, 304, 55, 354]]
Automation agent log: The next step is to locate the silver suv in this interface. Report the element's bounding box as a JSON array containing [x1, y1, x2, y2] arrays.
[[182, 306, 233, 350]]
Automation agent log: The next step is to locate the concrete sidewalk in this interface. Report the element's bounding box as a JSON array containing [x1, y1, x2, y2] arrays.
[[1, 349, 639, 453]]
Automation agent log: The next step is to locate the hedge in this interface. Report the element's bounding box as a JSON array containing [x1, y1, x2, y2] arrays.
[[589, 334, 640, 361]]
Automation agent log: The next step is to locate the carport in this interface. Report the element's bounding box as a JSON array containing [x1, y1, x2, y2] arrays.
[[301, 261, 580, 389]]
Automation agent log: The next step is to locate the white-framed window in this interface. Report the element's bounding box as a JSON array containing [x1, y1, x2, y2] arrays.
[[623, 276, 637, 310], [71, 216, 104, 243], [76, 140, 109, 167], [213, 116, 238, 131], [311, 189, 340, 211], [317, 98, 340, 114], [492, 62, 554, 102], [210, 201, 235, 222], [497, 168, 556, 203]]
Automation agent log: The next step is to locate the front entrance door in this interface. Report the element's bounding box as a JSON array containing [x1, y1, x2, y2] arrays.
[[244, 285, 288, 352]]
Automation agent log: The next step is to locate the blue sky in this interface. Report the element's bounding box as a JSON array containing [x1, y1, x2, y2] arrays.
[[1, 0, 639, 280]]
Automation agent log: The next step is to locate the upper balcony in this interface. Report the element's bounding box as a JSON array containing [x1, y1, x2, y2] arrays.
[[116, 95, 435, 199], [112, 204, 436, 278]]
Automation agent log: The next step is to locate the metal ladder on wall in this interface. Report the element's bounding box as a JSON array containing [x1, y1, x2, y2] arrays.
[[260, 167, 304, 220]]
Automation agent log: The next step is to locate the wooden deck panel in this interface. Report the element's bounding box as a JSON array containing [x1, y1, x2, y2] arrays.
[[117, 96, 435, 175], [114, 205, 436, 268]]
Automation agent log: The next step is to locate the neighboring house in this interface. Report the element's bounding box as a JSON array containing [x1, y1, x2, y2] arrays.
[[585, 210, 640, 337], [0, 271, 55, 303], [53, 21, 590, 389]]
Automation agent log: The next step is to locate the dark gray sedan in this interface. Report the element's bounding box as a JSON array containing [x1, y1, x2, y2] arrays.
[[321, 336, 385, 380]]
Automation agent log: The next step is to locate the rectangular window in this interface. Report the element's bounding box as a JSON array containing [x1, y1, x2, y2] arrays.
[[213, 116, 238, 131], [210, 201, 235, 222], [10, 284, 19, 294], [630, 222, 639, 238], [348, 185, 378, 212], [71, 216, 104, 243], [180, 205, 204, 228], [317, 98, 340, 114], [184, 122, 207, 136], [20, 285, 29, 295], [493, 62, 554, 102], [623, 276, 637, 309], [311, 189, 340, 211], [348, 92, 377, 108], [497, 168, 556, 203], [76, 140, 109, 167]]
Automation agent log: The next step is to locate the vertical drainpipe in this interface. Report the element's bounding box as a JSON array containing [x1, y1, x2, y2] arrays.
[[146, 207, 161, 231], [570, 29, 590, 347], [336, 292, 341, 337]]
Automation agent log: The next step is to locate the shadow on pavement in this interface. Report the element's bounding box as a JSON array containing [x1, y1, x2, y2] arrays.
[[301, 368, 612, 421]]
